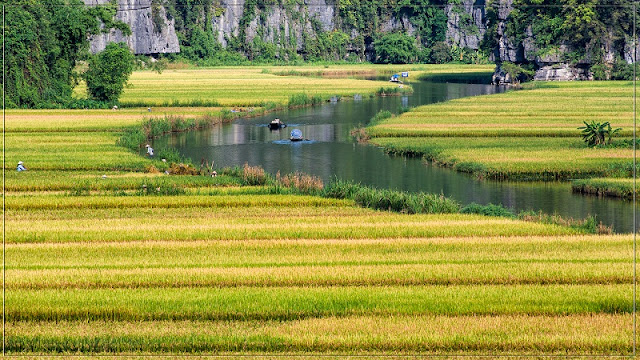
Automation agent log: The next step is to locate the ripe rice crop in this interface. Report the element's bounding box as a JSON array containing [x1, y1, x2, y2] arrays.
[[366, 81, 636, 181], [372, 136, 633, 180], [8, 284, 632, 322], [74, 67, 407, 107], [8, 65, 634, 355], [8, 314, 631, 355]]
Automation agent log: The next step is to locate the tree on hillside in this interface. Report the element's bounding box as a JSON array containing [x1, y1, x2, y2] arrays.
[[2, 0, 130, 107], [84, 42, 135, 102], [373, 32, 418, 64]]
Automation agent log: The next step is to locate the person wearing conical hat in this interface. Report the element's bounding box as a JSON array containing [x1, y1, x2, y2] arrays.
[[16, 161, 26, 172]]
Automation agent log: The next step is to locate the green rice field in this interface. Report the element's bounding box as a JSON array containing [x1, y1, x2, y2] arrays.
[[74, 66, 414, 107], [367, 81, 637, 181], [7, 190, 635, 355], [7, 65, 636, 356], [572, 178, 638, 199]]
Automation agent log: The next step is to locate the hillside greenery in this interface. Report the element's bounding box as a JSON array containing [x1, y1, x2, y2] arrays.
[[3, 0, 129, 108], [496, 0, 637, 78], [5, 0, 640, 108], [162, 0, 458, 64]]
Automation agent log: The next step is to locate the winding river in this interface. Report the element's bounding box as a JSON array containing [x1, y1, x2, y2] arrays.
[[156, 79, 637, 233]]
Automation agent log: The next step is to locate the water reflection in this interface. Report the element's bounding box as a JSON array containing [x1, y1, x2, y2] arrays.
[[156, 81, 637, 233]]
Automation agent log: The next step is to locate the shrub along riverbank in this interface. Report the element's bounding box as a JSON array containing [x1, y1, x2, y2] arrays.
[[6, 65, 631, 356]]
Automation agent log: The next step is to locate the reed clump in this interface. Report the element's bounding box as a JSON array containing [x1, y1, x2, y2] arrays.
[[288, 93, 325, 107], [243, 163, 267, 186], [322, 179, 459, 214], [275, 171, 324, 195]]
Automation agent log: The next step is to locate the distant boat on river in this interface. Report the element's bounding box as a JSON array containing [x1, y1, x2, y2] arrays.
[[290, 129, 304, 141], [269, 118, 286, 130]]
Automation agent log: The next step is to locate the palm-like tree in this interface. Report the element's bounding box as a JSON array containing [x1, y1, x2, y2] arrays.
[[578, 121, 622, 147]]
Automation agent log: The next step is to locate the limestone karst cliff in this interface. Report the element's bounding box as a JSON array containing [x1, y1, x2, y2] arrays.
[[84, 0, 180, 54], [94, 0, 637, 82]]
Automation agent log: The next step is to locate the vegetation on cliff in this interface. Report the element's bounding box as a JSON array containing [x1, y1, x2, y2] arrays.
[[3, 0, 130, 108]]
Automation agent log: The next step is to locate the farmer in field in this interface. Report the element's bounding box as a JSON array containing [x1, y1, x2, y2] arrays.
[[16, 161, 26, 171], [145, 144, 154, 156]]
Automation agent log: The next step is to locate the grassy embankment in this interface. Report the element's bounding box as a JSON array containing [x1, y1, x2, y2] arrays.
[[366, 81, 637, 189], [7, 65, 634, 356]]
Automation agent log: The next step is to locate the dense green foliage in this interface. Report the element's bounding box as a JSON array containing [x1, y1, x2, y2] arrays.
[[3, 0, 129, 108], [163, 0, 454, 64], [496, 0, 638, 77], [578, 121, 622, 147], [500, 62, 535, 84], [322, 179, 460, 214], [373, 32, 418, 64], [84, 43, 135, 102]]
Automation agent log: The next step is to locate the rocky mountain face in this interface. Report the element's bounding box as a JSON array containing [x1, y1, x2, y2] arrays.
[[213, 0, 336, 49], [84, 0, 180, 55], [212, 0, 489, 61], [95, 0, 635, 82], [95, 0, 486, 60], [445, 0, 487, 50]]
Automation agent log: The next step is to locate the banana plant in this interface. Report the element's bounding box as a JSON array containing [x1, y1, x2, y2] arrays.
[[578, 121, 622, 147]]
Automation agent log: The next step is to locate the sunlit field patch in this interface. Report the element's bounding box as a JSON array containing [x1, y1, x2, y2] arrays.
[[8, 65, 634, 355], [367, 81, 636, 181], [74, 67, 409, 107]]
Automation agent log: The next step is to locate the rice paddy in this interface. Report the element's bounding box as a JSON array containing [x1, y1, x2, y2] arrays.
[[74, 66, 413, 107], [367, 81, 637, 181], [7, 65, 635, 356], [7, 191, 634, 355]]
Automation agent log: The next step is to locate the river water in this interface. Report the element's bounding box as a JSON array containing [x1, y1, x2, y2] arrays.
[[157, 80, 637, 233]]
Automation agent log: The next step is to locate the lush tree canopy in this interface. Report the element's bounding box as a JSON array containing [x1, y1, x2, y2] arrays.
[[84, 42, 134, 102], [3, 0, 129, 108], [374, 32, 418, 64]]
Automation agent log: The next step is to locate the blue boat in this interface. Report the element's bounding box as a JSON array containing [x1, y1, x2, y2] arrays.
[[290, 129, 303, 141]]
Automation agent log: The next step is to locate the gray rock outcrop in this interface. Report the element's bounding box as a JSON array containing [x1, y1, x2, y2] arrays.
[[84, 0, 180, 55], [212, 0, 335, 53], [492, 0, 523, 63], [533, 64, 592, 81], [446, 0, 487, 50]]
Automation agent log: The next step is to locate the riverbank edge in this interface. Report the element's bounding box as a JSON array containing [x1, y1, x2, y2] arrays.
[[572, 178, 637, 200], [365, 140, 629, 182], [360, 81, 634, 185]]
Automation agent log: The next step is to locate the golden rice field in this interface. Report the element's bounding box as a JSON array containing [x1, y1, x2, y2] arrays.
[[367, 81, 637, 181], [6, 190, 635, 355], [74, 66, 410, 107], [6, 107, 223, 132], [7, 65, 636, 356], [372, 136, 632, 179]]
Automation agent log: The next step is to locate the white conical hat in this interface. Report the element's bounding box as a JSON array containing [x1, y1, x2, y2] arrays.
[[18, 161, 23, 165]]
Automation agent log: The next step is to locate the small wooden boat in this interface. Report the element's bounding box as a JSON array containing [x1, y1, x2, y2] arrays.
[[269, 118, 286, 130], [290, 129, 303, 141]]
